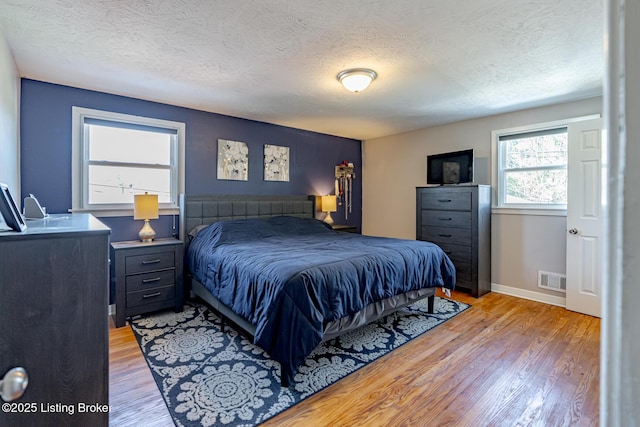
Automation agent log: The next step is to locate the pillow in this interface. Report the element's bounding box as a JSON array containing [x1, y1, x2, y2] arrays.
[[188, 224, 210, 240]]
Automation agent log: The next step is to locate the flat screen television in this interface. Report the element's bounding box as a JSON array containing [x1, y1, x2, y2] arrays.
[[427, 149, 474, 185]]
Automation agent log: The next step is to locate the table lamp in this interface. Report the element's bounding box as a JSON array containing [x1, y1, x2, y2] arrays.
[[134, 192, 159, 242], [321, 195, 337, 226]]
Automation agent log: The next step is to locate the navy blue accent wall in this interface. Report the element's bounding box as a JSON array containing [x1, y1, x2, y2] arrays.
[[20, 79, 362, 242]]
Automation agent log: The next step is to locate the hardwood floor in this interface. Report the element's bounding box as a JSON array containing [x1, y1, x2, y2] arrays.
[[108, 290, 600, 426]]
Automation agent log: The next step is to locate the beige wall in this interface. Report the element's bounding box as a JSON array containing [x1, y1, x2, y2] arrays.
[[0, 33, 20, 194], [362, 96, 602, 299]]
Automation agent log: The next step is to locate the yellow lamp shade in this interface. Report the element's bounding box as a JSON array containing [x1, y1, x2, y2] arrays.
[[134, 193, 159, 220], [321, 195, 337, 226], [134, 192, 158, 242], [321, 195, 337, 212]]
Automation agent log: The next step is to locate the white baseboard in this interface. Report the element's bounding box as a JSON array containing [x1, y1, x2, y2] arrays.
[[108, 304, 115, 316], [491, 282, 567, 307]]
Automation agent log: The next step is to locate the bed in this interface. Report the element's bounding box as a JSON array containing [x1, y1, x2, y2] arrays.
[[179, 194, 456, 386]]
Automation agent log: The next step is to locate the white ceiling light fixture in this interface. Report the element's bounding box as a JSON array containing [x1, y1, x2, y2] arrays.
[[337, 68, 377, 93]]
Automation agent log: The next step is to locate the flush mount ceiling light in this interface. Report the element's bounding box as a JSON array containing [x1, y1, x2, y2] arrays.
[[337, 68, 377, 93]]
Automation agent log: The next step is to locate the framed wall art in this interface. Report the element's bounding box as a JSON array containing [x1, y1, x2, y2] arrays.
[[264, 144, 289, 182], [217, 139, 249, 181]]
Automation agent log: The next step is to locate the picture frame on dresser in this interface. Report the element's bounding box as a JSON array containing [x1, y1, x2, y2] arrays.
[[0, 183, 27, 232]]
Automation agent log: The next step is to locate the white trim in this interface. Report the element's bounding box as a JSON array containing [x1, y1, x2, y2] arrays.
[[491, 207, 567, 217], [491, 282, 567, 307], [108, 304, 116, 316], [69, 208, 179, 218], [71, 106, 185, 214]]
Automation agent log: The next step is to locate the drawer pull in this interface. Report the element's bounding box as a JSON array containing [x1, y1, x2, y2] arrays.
[[438, 234, 452, 237], [142, 259, 161, 265], [438, 217, 453, 221], [142, 292, 162, 299], [142, 277, 162, 284], [438, 199, 452, 202]]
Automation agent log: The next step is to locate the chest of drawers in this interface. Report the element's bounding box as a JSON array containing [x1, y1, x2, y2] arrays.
[[416, 185, 491, 297], [1, 214, 110, 426], [111, 238, 184, 327]]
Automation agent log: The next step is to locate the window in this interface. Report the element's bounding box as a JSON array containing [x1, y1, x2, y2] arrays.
[[72, 107, 185, 215], [498, 127, 568, 208], [492, 115, 602, 213]]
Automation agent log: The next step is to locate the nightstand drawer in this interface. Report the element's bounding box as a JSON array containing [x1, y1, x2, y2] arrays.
[[420, 191, 472, 211], [421, 225, 471, 245], [126, 270, 175, 293], [126, 251, 175, 274], [421, 210, 472, 228], [127, 285, 175, 308]]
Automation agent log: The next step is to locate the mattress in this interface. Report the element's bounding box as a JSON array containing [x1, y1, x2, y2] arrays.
[[186, 216, 456, 384]]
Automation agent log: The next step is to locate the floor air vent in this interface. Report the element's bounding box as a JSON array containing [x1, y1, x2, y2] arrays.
[[538, 271, 566, 293]]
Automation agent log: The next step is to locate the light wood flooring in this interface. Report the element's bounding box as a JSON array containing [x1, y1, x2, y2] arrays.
[[109, 290, 600, 426]]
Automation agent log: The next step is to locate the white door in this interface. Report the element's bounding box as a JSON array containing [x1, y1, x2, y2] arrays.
[[566, 118, 604, 317]]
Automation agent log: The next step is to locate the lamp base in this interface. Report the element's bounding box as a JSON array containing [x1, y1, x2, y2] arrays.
[[323, 211, 334, 226], [139, 219, 156, 242]]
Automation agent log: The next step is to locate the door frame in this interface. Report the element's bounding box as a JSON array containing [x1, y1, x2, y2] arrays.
[[602, 0, 640, 424]]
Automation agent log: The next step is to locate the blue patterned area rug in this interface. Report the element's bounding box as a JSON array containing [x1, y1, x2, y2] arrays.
[[130, 297, 469, 427]]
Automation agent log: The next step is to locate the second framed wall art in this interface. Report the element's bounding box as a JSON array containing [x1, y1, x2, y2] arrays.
[[264, 144, 290, 182]]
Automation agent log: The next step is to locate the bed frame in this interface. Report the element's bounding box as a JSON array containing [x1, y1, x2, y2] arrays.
[[179, 194, 436, 385], [179, 194, 316, 335]]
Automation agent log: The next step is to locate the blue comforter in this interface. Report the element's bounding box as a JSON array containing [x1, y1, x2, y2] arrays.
[[187, 216, 456, 384]]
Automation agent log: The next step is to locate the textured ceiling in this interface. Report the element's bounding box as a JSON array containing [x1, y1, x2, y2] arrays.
[[0, 0, 604, 140]]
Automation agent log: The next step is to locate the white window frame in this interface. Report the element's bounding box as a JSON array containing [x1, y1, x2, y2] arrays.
[[491, 115, 600, 216], [71, 107, 185, 216]]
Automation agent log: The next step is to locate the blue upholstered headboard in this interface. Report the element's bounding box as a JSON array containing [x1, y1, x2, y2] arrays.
[[179, 194, 316, 245]]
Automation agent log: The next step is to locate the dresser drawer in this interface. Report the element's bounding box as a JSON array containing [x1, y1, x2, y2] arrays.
[[126, 251, 175, 274], [421, 225, 472, 246], [453, 261, 472, 282], [420, 191, 472, 211], [436, 242, 472, 265], [126, 269, 175, 293], [421, 210, 472, 228], [126, 285, 175, 308], [454, 279, 473, 293]]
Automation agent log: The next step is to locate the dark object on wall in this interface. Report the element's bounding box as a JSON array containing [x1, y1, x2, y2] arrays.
[[0, 183, 26, 232], [416, 185, 491, 297], [427, 149, 474, 185]]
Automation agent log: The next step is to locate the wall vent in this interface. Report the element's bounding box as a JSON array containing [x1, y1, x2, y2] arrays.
[[538, 270, 566, 293]]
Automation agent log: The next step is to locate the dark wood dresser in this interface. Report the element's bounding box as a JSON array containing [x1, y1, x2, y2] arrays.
[[111, 238, 184, 328], [416, 185, 491, 297], [0, 214, 110, 426]]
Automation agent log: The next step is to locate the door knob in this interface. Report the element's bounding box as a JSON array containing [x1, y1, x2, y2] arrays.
[[569, 228, 579, 235], [0, 367, 29, 402]]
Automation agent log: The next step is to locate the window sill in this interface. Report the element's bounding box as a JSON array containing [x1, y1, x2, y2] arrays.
[[492, 207, 567, 217], [68, 208, 179, 218]]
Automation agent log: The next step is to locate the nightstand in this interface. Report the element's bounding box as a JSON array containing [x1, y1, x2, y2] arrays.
[[111, 238, 184, 327], [332, 224, 359, 233]]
